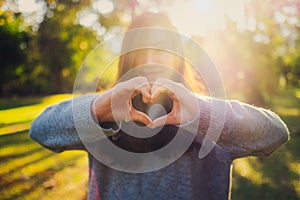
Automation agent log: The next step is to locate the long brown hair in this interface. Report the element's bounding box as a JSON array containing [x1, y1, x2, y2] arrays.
[[116, 12, 207, 94], [110, 12, 206, 153]]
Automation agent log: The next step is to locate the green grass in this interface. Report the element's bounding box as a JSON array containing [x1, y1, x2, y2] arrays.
[[0, 94, 88, 200], [0, 131, 88, 200], [0, 94, 74, 135], [231, 87, 300, 199], [0, 89, 299, 200]]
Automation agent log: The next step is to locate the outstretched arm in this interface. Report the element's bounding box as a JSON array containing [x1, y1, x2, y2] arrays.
[[29, 95, 119, 152], [150, 78, 290, 158], [195, 95, 289, 158], [29, 77, 152, 152]]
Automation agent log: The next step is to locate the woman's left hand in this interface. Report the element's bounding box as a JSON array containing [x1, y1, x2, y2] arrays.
[[149, 78, 199, 128]]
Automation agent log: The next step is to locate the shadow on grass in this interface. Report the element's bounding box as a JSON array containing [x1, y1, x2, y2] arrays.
[[1, 173, 51, 200], [0, 130, 87, 200], [1, 153, 84, 197], [0, 147, 42, 162], [0, 97, 43, 110], [0, 120, 32, 128], [2, 153, 55, 179], [0, 130, 34, 146], [232, 132, 300, 200]]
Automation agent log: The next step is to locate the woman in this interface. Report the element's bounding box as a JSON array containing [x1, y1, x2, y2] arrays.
[[30, 12, 289, 200]]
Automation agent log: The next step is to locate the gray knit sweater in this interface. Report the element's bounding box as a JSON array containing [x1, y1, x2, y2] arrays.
[[29, 94, 289, 200]]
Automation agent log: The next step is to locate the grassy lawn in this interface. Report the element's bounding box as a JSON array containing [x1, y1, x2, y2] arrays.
[[0, 94, 88, 200], [0, 90, 299, 199], [0, 131, 88, 200], [0, 94, 75, 135]]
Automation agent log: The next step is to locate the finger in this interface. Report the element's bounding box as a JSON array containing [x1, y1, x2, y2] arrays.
[[130, 109, 152, 125], [131, 77, 151, 103], [152, 78, 178, 98], [149, 115, 167, 128], [138, 86, 151, 103], [151, 86, 166, 102], [120, 76, 149, 92], [150, 114, 177, 128], [131, 86, 151, 104], [153, 78, 191, 103], [151, 85, 177, 103], [152, 78, 176, 91]]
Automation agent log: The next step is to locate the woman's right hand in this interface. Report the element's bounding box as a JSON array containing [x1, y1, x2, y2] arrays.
[[92, 76, 152, 125]]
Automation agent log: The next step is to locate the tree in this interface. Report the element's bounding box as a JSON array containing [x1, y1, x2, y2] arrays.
[[0, 10, 29, 95]]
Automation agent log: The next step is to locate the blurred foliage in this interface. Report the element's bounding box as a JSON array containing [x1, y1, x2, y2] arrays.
[[36, 0, 97, 93], [0, 0, 299, 106], [0, 9, 28, 95], [195, 0, 300, 106]]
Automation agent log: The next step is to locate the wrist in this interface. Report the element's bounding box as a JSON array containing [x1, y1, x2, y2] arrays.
[[92, 91, 113, 122]]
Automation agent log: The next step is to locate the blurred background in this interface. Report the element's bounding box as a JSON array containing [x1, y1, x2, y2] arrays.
[[0, 0, 299, 199]]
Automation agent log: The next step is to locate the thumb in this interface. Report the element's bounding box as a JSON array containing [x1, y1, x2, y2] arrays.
[[130, 110, 152, 125], [150, 114, 176, 128]]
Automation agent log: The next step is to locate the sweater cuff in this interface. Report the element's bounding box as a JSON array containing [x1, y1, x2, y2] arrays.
[[72, 94, 120, 143], [90, 96, 121, 132]]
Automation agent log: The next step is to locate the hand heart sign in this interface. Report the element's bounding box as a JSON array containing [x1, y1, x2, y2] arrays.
[[110, 77, 199, 129], [131, 93, 173, 122]]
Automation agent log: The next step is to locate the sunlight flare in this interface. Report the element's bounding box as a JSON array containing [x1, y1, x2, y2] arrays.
[[167, 0, 248, 36]]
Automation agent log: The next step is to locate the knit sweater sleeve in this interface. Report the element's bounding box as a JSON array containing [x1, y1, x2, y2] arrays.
[[29, 94, 119, 153], [194, 94, 290, 158]]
